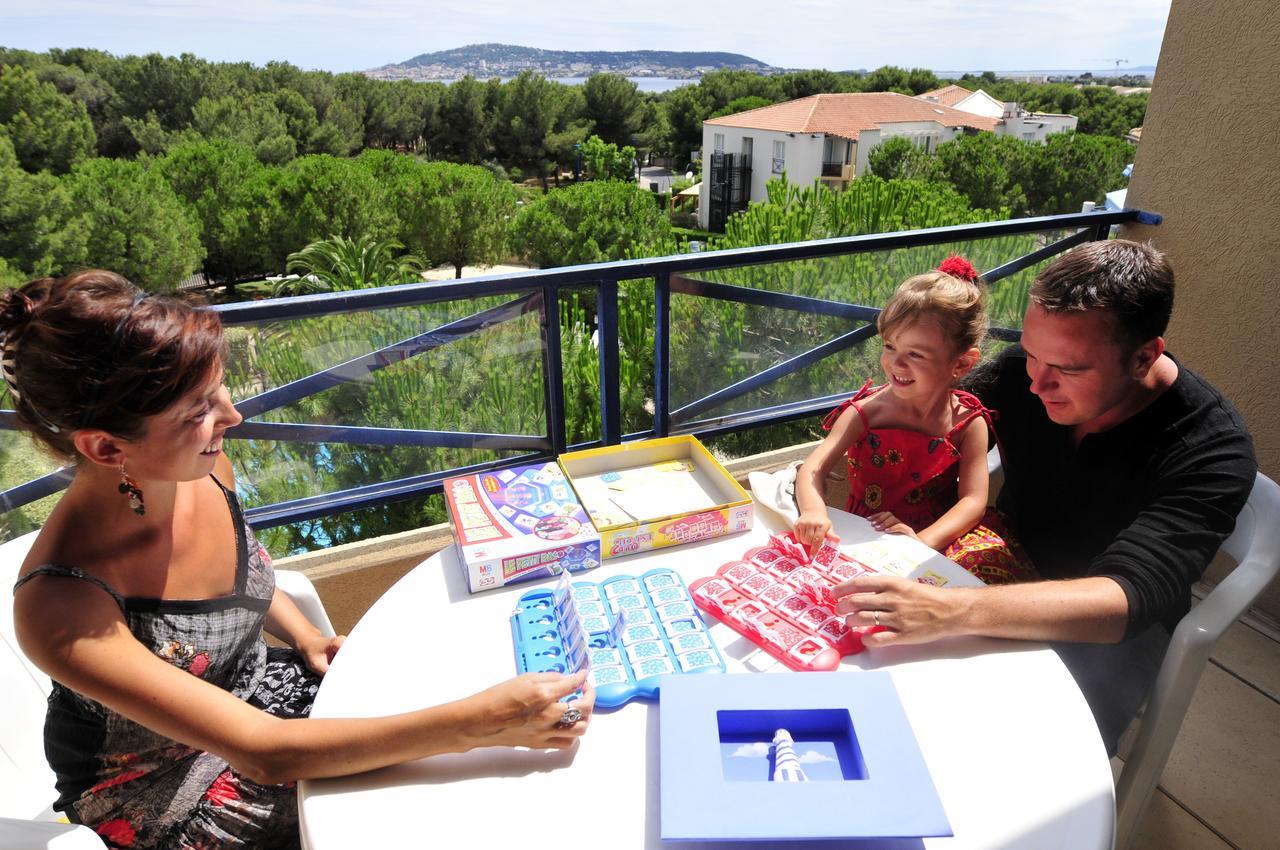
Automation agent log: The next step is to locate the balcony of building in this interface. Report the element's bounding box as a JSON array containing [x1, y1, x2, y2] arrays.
[[2, 1, 1277, 844]]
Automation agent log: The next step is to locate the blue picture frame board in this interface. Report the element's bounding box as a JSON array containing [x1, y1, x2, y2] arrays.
[[659, 671, 952, 841]]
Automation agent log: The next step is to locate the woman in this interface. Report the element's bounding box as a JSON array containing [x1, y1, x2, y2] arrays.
[[6, 270, 592, 849]]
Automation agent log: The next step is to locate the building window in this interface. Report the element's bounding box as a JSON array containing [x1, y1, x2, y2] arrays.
[[742, 137, 753, 158], [772, 139, 786, 174], [713, 133, 725, 153]]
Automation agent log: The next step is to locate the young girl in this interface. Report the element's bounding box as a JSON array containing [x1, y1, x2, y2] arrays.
[[794, 257, 1033, 585], [7, 271, 592, 850]]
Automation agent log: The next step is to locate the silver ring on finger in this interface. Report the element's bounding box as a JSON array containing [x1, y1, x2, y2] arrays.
[[872, 610, 881, 628], [557, 706, 583, 728]]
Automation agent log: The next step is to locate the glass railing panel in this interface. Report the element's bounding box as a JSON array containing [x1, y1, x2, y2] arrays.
[[669, 229, 1079, 425], [221, 292, 549, 553]]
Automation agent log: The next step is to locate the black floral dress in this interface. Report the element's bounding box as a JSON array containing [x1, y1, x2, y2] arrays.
[[12, 478, 320, 849]]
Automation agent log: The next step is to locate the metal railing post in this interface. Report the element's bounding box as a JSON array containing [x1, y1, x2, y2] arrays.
[[597, 280, 622, 446], [654, 272, 671, 438], [541, 286, 567, 455]]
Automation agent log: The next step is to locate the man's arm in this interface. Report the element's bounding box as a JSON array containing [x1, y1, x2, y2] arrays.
[[834, 573, 1131, 646]]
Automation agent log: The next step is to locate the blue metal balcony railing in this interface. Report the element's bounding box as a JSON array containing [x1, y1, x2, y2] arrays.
[[0, 208, 1160, 531]]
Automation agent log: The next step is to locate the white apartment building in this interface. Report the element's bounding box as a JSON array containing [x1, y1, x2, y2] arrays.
[[699, 89, 1077, 229]]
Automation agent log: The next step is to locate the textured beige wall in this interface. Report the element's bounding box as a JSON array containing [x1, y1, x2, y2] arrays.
[[1121, 0, 1280, 617]]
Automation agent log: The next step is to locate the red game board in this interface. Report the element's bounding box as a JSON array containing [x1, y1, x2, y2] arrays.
[[688, 531, 887, 671]]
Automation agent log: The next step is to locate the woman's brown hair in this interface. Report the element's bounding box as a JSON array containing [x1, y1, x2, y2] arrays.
[[0, 270, 226, 459]]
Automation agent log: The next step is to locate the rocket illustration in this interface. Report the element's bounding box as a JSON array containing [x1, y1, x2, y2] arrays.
[[771, 728, 809, 782]]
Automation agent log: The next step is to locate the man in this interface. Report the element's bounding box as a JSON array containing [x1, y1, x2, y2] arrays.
[[835, 239, 1257, 752]]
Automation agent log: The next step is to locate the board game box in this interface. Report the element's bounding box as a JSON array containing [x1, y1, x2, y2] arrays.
[[444, 461, 602, 593], [558, 436, 752, 559]]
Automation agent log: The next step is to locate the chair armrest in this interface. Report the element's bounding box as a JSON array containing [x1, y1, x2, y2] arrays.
[[0, 817, 106, 849], [274, 570, 336, 638]]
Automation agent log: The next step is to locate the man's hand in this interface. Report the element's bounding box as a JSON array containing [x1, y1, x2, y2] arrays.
[[832, 574, 972, 647]]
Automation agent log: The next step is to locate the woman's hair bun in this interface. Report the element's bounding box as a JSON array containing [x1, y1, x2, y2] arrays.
[[0, 286, 38, 335]]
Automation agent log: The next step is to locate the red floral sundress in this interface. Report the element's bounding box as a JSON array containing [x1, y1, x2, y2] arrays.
[[823, 381, 1036, 585]]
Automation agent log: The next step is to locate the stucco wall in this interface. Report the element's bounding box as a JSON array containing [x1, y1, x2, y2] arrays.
[[1121, 0, 1280, 618]]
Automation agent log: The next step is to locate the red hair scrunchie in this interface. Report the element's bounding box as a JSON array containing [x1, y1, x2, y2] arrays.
[[937, 255, 980, 284]]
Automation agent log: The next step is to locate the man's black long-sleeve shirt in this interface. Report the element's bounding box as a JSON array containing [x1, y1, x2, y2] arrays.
[[969, 347, 1257, 638]]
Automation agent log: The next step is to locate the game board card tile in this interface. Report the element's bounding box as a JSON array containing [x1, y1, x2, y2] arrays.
[[634, 656, 676, 679], [625, 640, 668, 664], [622, 608, 654, 625], [739, 572, 775, 597], [759, 622, 806, 651], [576, 601, 605, 617], [651, 586, 687, 604], [780, 593, 815, 616], [765, 557, 804, 578], [757, 582, 794, 607], [675, 649, 719, 672], [655, 601, 695, 621], [827, 560, 872, 583], [811, 537, 842, 569], [587, 665, 628, 687], [818, 617, 852, 643], [787, 636, 832, 664], [799, 605, 837, 629], [621, 623, 661, 645], [745, 547, 783, 567], [603, 579, 641, 599], [571, 585, 601, 601], [720, 561, 759, 585], [642, 572, 678, 591], [609, 594, 647, 614], [590, 647, 622, 667], [663, 617, 702, 638], [580, 615, 610, 633], [692, 578, 733, 599], [671, 632, 713, 653]]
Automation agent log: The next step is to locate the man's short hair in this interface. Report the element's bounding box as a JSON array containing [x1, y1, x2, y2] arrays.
[[1030, 240, 1175, 352]]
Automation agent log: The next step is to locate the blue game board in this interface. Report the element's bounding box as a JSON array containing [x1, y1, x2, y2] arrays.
[[509, 568, 725, 709]]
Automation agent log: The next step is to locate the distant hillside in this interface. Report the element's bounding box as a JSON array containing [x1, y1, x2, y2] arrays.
[[366, 43, 776, 81]]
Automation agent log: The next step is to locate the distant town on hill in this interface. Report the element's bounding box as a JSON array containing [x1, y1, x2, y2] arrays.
[[365, 43, 778, 81]]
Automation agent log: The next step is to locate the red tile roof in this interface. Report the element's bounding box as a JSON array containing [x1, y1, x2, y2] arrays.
[[704, 92, 998, 137], [918, 85, 978, 107]]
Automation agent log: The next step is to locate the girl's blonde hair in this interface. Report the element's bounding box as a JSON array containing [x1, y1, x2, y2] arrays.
[[876, 270, 988, 355]]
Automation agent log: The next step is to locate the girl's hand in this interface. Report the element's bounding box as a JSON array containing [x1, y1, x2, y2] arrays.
[[867, 511, 919, 540], [794, 509, 834, 554], [465, 671, 595, 751], [297, 633, 346, 675]]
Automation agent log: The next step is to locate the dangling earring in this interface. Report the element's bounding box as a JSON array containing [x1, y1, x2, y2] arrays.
[[118, 464, 145, 516]]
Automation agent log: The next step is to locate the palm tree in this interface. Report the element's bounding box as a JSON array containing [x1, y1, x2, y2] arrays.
[[274, 235, 426, 296]]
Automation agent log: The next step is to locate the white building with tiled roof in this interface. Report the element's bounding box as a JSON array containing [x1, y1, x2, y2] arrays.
[[699, 91, 1078, 229], [918, 84, 1006, 117], [918, 86, 1078, 143]]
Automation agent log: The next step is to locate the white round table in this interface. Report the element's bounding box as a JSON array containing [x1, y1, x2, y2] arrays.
[[298, 509, 1114, 850]]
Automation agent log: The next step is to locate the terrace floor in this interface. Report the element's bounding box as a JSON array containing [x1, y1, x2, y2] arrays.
[[1120, 605, 1280, 850]]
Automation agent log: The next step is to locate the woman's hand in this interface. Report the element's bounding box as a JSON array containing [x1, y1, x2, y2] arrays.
[[866, 511, 919, 541], [296, 632, 346, 675], [464, 671, 595, 751], [795, 508, 834, 554]]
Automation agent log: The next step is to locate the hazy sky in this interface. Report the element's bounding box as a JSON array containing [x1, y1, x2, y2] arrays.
[[1, 0, 1173, 74]]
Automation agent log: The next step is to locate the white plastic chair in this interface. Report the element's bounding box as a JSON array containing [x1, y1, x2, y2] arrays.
[[985, 454, 1280, 849], [1, 529, 334, 846], [1114, 471, 1280, 850]]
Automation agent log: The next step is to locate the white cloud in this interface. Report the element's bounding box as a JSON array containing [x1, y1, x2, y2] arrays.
[[797, 750, 836, 764], [730, 742, 771, 758]]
